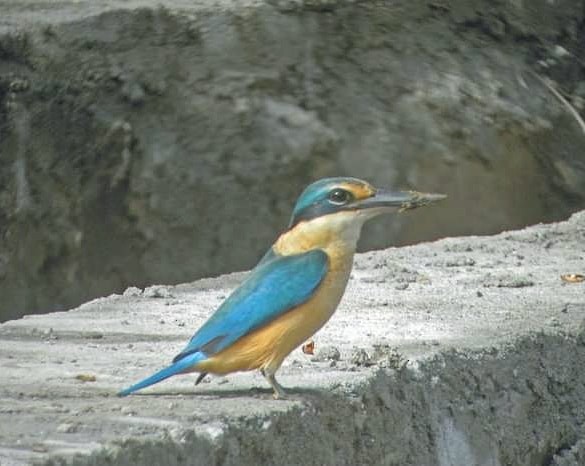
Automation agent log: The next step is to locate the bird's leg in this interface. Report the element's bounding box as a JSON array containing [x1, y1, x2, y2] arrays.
[[195, 372, 208, 386], [262, 369, 287, 400]]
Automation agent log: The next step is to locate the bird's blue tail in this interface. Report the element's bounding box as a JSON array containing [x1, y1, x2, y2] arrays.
[[118, 352, 205, 397]]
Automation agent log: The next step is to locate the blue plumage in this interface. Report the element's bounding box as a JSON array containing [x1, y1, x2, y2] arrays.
[[118, 249, 328, 396], [118, 352, 206, 397], [174, 249, 328, 361], [118, 177, 445, 398], [289, 177, 365, 226], [291, 178, 351, 217]]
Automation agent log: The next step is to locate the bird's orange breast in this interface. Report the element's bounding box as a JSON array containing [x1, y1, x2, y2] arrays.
[[197, 243, 355, 375]]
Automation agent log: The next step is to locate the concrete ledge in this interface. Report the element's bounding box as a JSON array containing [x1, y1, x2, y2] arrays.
[[1, 211, 585, 465]]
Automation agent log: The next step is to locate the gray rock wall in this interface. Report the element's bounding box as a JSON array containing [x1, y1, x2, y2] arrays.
[[1, 0, 585, 321]]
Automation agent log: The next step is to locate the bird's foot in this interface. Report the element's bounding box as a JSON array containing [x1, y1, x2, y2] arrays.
[[263, 371, 287, 400], [272, 384, 287, 400]]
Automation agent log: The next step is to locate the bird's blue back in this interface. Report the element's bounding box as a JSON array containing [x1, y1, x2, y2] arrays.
[[173, 248, 329, 362]]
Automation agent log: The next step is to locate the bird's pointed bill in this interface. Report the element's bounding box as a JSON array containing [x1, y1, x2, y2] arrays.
[[353, 189, 447, 212]]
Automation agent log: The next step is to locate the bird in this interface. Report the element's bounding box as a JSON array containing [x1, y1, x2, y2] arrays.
[[118, 177, 445, 399]]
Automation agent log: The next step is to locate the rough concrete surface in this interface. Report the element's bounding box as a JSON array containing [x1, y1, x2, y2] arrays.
[[2, 0, 585, 321], [1, 211, 584, 466]]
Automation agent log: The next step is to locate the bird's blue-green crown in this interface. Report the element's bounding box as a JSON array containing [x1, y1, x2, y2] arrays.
[[288, 177, 375, 227]]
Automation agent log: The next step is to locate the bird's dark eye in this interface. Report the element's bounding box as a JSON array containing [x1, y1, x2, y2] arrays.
[[328, 188, 351, 205]]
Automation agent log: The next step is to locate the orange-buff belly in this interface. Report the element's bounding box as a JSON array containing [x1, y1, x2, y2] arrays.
[[196, 256, 352, 375]]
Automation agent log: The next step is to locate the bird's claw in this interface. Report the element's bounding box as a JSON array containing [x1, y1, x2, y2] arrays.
[[263, 370, 287, 400], [272, 386, 287, 400]]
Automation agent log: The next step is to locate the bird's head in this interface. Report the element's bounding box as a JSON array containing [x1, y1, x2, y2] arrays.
[[290, 177, 445, 227], [280, 177, 445, 252]]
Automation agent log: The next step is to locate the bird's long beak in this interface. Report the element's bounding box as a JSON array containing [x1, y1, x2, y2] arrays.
[[353, 189, 447, 213]]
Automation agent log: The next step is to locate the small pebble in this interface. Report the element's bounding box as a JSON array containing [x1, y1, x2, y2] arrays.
[[312, 345, 341, 362], [123, 287, 143, 297], [56, 423, 77, 434], [144, 286, 173, 298], [552, 45, 570, 58], [121, 406, 136, 415], [350, 348, 374, 367], [121, 81, 146, 106], [372, 345, 405, 369]]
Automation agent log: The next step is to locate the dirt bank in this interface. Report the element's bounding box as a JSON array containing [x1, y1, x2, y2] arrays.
[[1, 0, 584, 321]]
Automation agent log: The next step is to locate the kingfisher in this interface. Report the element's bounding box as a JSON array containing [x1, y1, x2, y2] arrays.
[[118, 177, 445, 399]]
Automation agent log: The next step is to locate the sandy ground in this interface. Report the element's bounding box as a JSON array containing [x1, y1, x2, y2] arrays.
[[0, 211, 584, 465]]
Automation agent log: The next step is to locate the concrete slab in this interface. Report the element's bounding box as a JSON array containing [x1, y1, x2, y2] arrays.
[[1, 211, 585, 465]]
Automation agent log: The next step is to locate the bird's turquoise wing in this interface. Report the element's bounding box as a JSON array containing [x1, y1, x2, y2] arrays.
[[173, 248, 329, 362]]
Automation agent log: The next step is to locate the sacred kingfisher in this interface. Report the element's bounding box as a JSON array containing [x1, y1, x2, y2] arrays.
[[119, 177, 445, 399]]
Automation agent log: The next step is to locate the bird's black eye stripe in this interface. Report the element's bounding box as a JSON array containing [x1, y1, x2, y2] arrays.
[[328, 188, 351, 205]]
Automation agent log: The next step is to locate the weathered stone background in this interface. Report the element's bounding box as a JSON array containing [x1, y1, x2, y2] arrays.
[[1, 0, 585, 321]]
